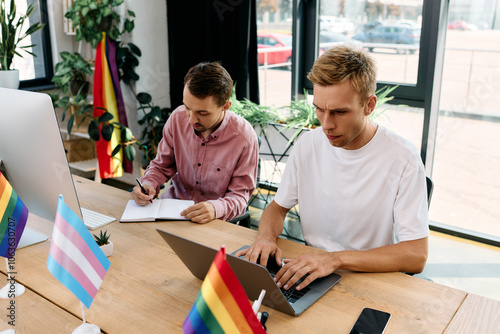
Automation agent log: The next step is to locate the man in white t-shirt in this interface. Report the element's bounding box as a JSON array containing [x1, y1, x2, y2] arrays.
[[236, 44, 429, 291]]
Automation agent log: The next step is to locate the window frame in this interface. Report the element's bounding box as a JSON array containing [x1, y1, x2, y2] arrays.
[[289, 0, 500, 246], [19, 0, 54, 90]]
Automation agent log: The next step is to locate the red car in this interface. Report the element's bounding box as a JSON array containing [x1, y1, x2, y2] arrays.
[[257, 32, 293, 68]]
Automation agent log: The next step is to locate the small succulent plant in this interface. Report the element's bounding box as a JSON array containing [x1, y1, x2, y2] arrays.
[[93, 230, 111, 246]]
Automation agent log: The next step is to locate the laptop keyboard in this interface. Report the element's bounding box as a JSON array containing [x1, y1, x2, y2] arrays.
[[281, 285, 311, 304], [271, 273, 311, 304]]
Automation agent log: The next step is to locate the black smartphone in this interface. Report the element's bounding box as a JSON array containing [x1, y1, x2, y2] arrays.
[[349, 308, 391, 334]]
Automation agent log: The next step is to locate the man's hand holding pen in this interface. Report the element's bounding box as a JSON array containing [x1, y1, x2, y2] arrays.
[[132, 178, 155, 206]]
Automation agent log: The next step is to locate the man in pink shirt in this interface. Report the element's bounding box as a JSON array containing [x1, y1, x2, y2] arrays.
[[131, 62, 259, 224]]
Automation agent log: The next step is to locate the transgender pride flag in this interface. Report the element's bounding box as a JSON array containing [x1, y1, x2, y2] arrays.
[[183, 247, 266, 334], [0, 172, 28, 258], [47, 195, 110, 308]]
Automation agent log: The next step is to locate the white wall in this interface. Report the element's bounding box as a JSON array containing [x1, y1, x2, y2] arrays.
[[47, 0, 170, 184]]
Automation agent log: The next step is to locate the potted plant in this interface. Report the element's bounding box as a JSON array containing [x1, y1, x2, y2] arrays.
[[94, 230, 113, 257], [0, 0, 44, 88], [65, 0, 134, 48], [52, 51, 93, 96], [63, 0, 170, 170], [51, 51, 94, 135]]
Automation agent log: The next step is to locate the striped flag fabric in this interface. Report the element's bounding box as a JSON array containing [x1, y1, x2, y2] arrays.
[[93, 32, 131, 179], [183, 247, 266, 334], [0, 172, 28, 258], [47, 195, 110, 308]]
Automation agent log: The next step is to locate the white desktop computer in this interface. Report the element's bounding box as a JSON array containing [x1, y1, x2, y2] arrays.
[[0, 88, 114, 248]]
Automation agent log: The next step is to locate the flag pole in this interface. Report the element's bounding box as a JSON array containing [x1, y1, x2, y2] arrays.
[[0, 256, 25, 299], [72, 302, 100, 334], [80, 301, 86, 324]]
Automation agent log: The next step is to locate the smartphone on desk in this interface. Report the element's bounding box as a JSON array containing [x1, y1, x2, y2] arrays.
[[349, 307, 391, 334]]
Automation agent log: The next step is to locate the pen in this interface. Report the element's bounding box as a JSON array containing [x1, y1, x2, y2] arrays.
[[136, 178, 153, 203]]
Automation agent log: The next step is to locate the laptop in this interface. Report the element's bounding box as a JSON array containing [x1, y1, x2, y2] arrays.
[[156, 229, 341, 316]]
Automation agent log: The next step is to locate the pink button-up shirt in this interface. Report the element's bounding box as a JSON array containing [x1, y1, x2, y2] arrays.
[[141, 105, 259, 221]]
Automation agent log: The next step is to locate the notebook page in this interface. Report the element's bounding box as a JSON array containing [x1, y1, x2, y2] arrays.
[[120, 199, 161, 222], [157, 199, 194, 220]]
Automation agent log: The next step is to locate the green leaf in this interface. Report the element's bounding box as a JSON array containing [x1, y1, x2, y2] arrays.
[[124, 19, 134, 33], [124, 145, 136, 161], [151, 106, 161, 122], [127, 10, 136, 17], [99, 112, 114, 123], [128, 43, 141, 57], [101, 123, 114, 141], [67, 114, 75, 135], [121, 126, 133, 141], [111, 144, 121, 157], [136, 92, 152, 104], [88, 120, 100, 141]]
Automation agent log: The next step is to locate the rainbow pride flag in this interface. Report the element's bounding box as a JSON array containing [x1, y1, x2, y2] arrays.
[[0, 172, 28, 258], [93, 32, 132, 179], [47, 195, 110, 308], [183, 247, 266, 334]]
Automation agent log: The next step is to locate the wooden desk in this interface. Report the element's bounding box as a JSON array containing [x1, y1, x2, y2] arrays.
[[0, 274, 83, 333], [444, 293, 500, 333], [2, 176, 499, 333]]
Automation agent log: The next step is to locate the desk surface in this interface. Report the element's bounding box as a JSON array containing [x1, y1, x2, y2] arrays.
[[3, 176, 499, 333]]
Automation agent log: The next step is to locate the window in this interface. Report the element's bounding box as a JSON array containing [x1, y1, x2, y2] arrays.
[[13, 0, 53, 88], [256, 0, 293, 107], [430, 0, 500, 240]]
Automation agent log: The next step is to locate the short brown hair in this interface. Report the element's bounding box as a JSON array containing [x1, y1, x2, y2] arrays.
[[307, 44, 377, 104], [184, 62, 233, 107]]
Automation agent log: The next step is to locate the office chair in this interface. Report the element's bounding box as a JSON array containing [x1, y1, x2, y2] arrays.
[[426, 176, 434, 208], [229, 209, 251, 227], [228, 136, 262, 228], [407, 176, 434, 280]]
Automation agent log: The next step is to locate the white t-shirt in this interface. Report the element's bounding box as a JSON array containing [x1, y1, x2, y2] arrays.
[[274, 125, 429, 252]]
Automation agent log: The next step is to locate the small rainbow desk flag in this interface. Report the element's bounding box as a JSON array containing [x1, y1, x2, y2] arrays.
[[0, 172, 28, 258], [183, 247, 266, 334], [47, 195, 110, 308]]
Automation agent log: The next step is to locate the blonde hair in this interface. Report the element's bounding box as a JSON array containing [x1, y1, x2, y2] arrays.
[[307, 44, 377, 104]]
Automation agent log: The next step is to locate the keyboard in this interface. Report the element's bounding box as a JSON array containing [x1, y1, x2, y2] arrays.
[[81, 208, 116, 230], [271, 272, 311, 304], [281, 285, 311, 304]]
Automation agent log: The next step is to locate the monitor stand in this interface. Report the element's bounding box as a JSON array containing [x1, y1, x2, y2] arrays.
[[1, 160, 48, 250], [17, 228, 48, 249]]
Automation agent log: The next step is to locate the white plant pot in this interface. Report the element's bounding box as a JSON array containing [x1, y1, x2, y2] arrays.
[[0, 70, 20, 89], [99, 240, 113, 257], [256, 123, 310, 164]]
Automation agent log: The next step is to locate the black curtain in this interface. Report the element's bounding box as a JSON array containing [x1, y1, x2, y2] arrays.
[[166, 0, 260, 109]]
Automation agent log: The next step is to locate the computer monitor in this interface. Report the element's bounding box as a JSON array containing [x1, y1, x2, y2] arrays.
[[0, 88, 84, 248]]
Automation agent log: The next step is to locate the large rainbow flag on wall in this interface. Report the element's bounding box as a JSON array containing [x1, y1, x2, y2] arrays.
[[183, 247, 266, 334], [47, 195, 110, 308], [0, 172, 28, 258], [93, 32, 132, 179]]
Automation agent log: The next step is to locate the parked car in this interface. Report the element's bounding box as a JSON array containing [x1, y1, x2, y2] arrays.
[[352, 24, 420, 54], [358, 20, 384, 33], [448, 20, 468, 30], [257, 32, 292, 68], [319, 32, 361, 51], [320, 15, 355, 35]]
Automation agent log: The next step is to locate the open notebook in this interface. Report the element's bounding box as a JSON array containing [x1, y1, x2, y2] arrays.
[[120, 199, 194, 222]]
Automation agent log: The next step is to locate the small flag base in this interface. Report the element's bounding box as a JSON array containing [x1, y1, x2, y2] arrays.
[[72, 323, 100, 334], [0, 283, 25, 299]]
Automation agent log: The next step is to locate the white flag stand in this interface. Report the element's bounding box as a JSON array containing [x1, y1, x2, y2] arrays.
[[72, 302, 100, 334], [0, 258, 25, 299]]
